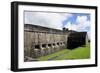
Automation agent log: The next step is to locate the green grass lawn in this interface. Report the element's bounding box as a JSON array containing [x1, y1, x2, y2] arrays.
[[37, 43, 90, 61]]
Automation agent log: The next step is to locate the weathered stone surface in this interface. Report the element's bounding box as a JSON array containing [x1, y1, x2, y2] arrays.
[[24, 24, 88, 61]]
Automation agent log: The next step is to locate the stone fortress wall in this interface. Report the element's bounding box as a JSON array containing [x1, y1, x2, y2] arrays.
[[24, 24, 68, 59], [24, 24, 88, 61]]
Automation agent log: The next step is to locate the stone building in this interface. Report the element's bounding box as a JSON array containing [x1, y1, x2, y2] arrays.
[[24, 24, 88, 61]]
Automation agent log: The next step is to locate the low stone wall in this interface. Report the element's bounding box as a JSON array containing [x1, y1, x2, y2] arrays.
[[30, 42, 66, 58]]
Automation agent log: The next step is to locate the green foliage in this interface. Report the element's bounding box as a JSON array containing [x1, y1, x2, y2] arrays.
[[37, 43, 90, 61]]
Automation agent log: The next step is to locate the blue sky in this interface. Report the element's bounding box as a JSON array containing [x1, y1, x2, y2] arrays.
[[63, 13, 90, 31], [63, 13, 91, 39], [63, 13, 90, 26]]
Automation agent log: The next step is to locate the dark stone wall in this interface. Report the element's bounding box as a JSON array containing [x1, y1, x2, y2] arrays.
[[67, 32, 87, 49]]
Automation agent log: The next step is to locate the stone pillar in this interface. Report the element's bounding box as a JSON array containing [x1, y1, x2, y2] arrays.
[[62, 42, 66, 49], [53, 43, 57, 52], [33, 49, 40, 58], [40, 44, 46, 56], [55, 43, 60, 51], [45, 44, 50, 55], [59, 42, 63, 50], [51, 44, 55, 53], [40, 48, 45, 56]]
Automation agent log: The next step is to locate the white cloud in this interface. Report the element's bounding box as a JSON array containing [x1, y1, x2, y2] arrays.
[[76, 16, 87, 24], [76, 16, 90, 32], [25, 11, 72, 30], [64, 15, 91, 39], [64, 16, 90, 31], [64, 22, 77, 30]]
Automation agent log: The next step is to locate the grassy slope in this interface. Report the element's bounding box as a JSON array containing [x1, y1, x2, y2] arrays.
[[37, 43, 90, 61], [55, 44, 90, 60], [38, 49, 70, 60]]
